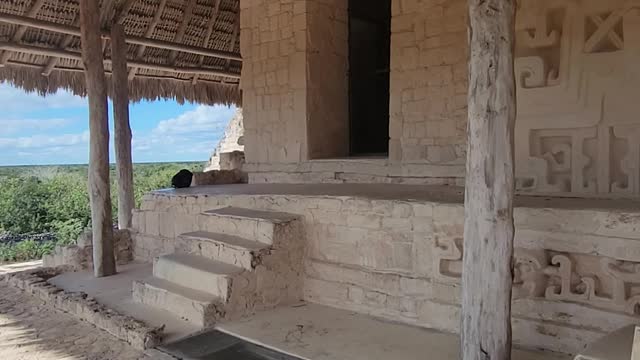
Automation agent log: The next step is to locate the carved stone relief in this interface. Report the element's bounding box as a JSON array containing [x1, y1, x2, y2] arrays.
[[432, 240, 640, 316], [433, 236, 463, 283], [515, 0, 640, 197]]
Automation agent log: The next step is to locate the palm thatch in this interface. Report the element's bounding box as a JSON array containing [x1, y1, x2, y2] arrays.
[[0, 0, 241, 105]]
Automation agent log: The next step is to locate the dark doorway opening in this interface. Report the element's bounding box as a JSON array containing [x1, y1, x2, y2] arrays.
[[348, 0, 391, 156]]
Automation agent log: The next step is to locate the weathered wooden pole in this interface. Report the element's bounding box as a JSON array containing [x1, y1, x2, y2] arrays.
[[461, 0, 517, 359], [110, 23, 134, 230], [80, 0, 116, 277]]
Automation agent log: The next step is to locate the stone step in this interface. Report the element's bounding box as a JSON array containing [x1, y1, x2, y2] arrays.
[[176, 231, 270, 270], [198, 207, 299, 245], [132, 277, 224, 328], [153, 253, 244, 299]]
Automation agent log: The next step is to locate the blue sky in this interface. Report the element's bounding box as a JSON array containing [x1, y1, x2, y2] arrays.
[[0, 83, 236, 166]]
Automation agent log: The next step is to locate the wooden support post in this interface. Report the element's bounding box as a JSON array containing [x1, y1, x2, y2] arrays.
[[461, 0, 517, 359], [79, 0, 116, 278], [111, 23, 134, 230], [113, 0, 138, 25]]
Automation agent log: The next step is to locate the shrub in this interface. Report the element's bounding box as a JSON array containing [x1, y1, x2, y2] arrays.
[[0, 162, 204, 263], [0, 177, 52, 234], [0, 239, 57, 263]]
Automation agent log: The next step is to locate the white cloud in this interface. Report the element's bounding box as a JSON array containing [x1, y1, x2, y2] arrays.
[[133, 105, 235, 158], [0, 86, 236, 164], [0, 118, 74, 136], [0, 83, 86, 113], [153, 105, 234, 135], [0, 131, 89, 149]]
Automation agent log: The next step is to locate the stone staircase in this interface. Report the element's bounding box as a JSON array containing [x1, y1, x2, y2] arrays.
[[132, 206, 304, 328]]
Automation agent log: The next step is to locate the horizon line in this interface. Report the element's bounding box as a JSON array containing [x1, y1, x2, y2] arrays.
[[0, 160, 206, 167]]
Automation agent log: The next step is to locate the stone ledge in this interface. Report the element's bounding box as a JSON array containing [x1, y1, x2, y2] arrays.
[[0, 266, 164, 350]]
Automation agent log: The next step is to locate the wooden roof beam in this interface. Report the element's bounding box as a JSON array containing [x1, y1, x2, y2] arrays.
[[0, 42, 241, 79], [6, 59, 239, 85], [128, 0, 168, 80], [0, 0, 46, 65], [0, 12, 242, 61], [192, 0, 222, 85]]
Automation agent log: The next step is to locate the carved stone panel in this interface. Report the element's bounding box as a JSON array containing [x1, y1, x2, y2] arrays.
[[515, 0, 640, 197], [432, 242, 640, 316]]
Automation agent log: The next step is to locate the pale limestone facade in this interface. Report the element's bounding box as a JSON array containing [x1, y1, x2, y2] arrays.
[[241, 0, 640, 198], [241, 0, 467, 185], [131, 189, 640, 354], [125, 0, 640, 356]]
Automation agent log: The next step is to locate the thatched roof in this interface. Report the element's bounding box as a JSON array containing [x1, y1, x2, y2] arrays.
[[0, 0, 241, 105]]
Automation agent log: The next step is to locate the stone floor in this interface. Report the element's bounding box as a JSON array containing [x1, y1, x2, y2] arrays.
[[49, 262, 198, 344], [44, 260, 574, 360], [215, 303, 572, 360], [0, 282, 150, 360], [156, 183, 640, 210]]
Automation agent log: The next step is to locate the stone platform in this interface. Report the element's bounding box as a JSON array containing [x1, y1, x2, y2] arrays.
[[49, 262, 199, 344], [214, 303, 571, 360], [158, 302, 569, 360], [131, 183, 640, 355]]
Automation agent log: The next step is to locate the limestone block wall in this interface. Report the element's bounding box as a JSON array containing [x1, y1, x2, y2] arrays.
[[240, 0, 468, 185], [240, 0, 349, 163], [132, 191, 640, 354], [304, 201, 640, 354], [240, 0, 309, 164], [241, 0, 640, 199], [388, 0, 467, 168]]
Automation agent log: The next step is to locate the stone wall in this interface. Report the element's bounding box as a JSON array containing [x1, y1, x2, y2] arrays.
[[43, 229, 133, 270], [0, 267, 164, 349], [240, 0, 309, 164], [241, 0, 640, 199], [513, 0, 640, 198], [132, 191, 640, 354], [240, 0, 350, 163], [240, 0, 468, 185], [388, 0, 467, 167], [205, 108, 245, 172]]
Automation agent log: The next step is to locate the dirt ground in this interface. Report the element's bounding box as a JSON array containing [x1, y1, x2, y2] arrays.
[[0, 278, 151, 359]]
